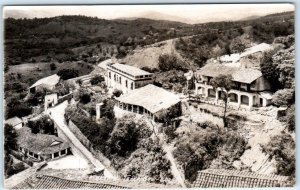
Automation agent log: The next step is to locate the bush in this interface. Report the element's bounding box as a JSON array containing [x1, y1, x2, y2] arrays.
[[158, 54, 188, 72], [50, 63, 57, 70], [57, 69, 79, 80], [112, 89, 123, 98], [272, 89, 294, 107], [90, 75, 105, 85], [79, 93, 91, 104]]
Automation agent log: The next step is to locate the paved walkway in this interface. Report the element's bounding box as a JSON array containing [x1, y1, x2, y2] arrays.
[[162, 142, 186, 188], [46, 101, 117, 179]]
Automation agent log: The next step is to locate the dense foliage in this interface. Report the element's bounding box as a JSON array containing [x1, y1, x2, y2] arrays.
[[173, 122, 247, 182], [158, 54, 188, 72], [57, 68, 79, 80], [90, 75, 105, 85], [262, 132, 295, 178], [27, 115, 55, 134], [272, 89, 295, 107]]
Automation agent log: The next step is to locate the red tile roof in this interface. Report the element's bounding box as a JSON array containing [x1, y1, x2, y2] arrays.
[[13, 175, 129, 189], [192, 169, 292, 188]]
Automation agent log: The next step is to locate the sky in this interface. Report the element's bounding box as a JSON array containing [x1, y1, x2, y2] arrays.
[[3, 4, 294, 24]]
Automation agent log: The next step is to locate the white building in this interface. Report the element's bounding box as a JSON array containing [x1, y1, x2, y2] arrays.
[[195, 64, 273, 110], [29, 74, 60, 93], [115, 84, 181, 120], [106, 63, 153, 94], [5, 116, 23, 130]]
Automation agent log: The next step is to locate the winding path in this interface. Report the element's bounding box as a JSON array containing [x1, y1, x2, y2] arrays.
[[46, 101, 117, 179]]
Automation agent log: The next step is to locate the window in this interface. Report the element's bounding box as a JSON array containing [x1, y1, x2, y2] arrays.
[[109, 72, 111, 79], [125, 80, 128, 87], [54, 152, 59, 158], [119, 77, 122, 84], [131, 82, 133, 90]]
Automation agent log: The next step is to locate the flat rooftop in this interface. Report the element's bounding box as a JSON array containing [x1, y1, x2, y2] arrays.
[[108, 63, 152, 77]]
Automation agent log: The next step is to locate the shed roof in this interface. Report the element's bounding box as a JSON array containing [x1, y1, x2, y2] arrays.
[[108, 63, 151, 77], [116, 84, 180, 114], [196, 64, 262, 84], [5, 116, 22, 127], [16, 127, 69, 155], [192, 169, 291, 188], [29, 74, 60, 89]]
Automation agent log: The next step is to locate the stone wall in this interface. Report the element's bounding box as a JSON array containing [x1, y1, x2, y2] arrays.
[[67, 120, 112, 168], [68, 120, 92, 150]]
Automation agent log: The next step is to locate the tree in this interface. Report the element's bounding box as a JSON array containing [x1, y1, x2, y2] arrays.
[[4, 124, 18, 177], [50, 63, 57, 70], [211, 74, 234, 128], [272, 89, 294, 107], [229, 37, 246, 53], [57, 69, 79, 80], [260, 51, 281, 91], [262, 132, 295, 178], [90, 75, 104, 85], [107, 115, 139, 156], [27, 116, 55, 134]]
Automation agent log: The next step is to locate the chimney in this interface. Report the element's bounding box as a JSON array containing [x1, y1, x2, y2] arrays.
[[96, 103, 104, 124]]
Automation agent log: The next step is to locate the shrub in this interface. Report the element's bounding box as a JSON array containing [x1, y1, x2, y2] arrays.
[[50, 63, 57, 70], [79, 93, 91, 104], [158, 54, 188, 72], [112, 89, 123, 98], [90, 75, 105, 85], [272, 89, 295, 107]]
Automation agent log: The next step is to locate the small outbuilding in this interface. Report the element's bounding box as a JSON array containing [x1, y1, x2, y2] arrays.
[[16, 127, 70, 162], [29, 74, 60, 93], [5, 116, 23, 130]]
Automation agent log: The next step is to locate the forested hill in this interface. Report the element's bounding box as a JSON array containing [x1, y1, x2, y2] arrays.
[[4, 12, 294, 65]]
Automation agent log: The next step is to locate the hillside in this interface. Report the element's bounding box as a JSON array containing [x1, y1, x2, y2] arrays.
[[4, 11, 294, 66], [121, 38, 190, 69]]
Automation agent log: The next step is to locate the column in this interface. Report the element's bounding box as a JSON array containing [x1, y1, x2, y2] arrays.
[[237, 94, 241, 107], [215, 90, 219, 101], [59, 151, 61, 157], [249, 95, 254, 108], [195, 84, 198, 94], [52, 153, 54, 159]]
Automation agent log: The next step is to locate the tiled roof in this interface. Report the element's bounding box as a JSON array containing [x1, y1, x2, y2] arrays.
[[16, 127, 69, 155], [29, 74, 60, 89], [192, 169, 291, 188], [108, 63, 151, 77], [13, 175, 129, 189], [196, 64, 262, 84], [116, 84, 180, 114], [5, 116, 22, 127]]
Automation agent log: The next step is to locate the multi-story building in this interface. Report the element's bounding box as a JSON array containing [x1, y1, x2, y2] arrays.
[[106, 63, 153, 94], [194, 64, 273, 109]]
